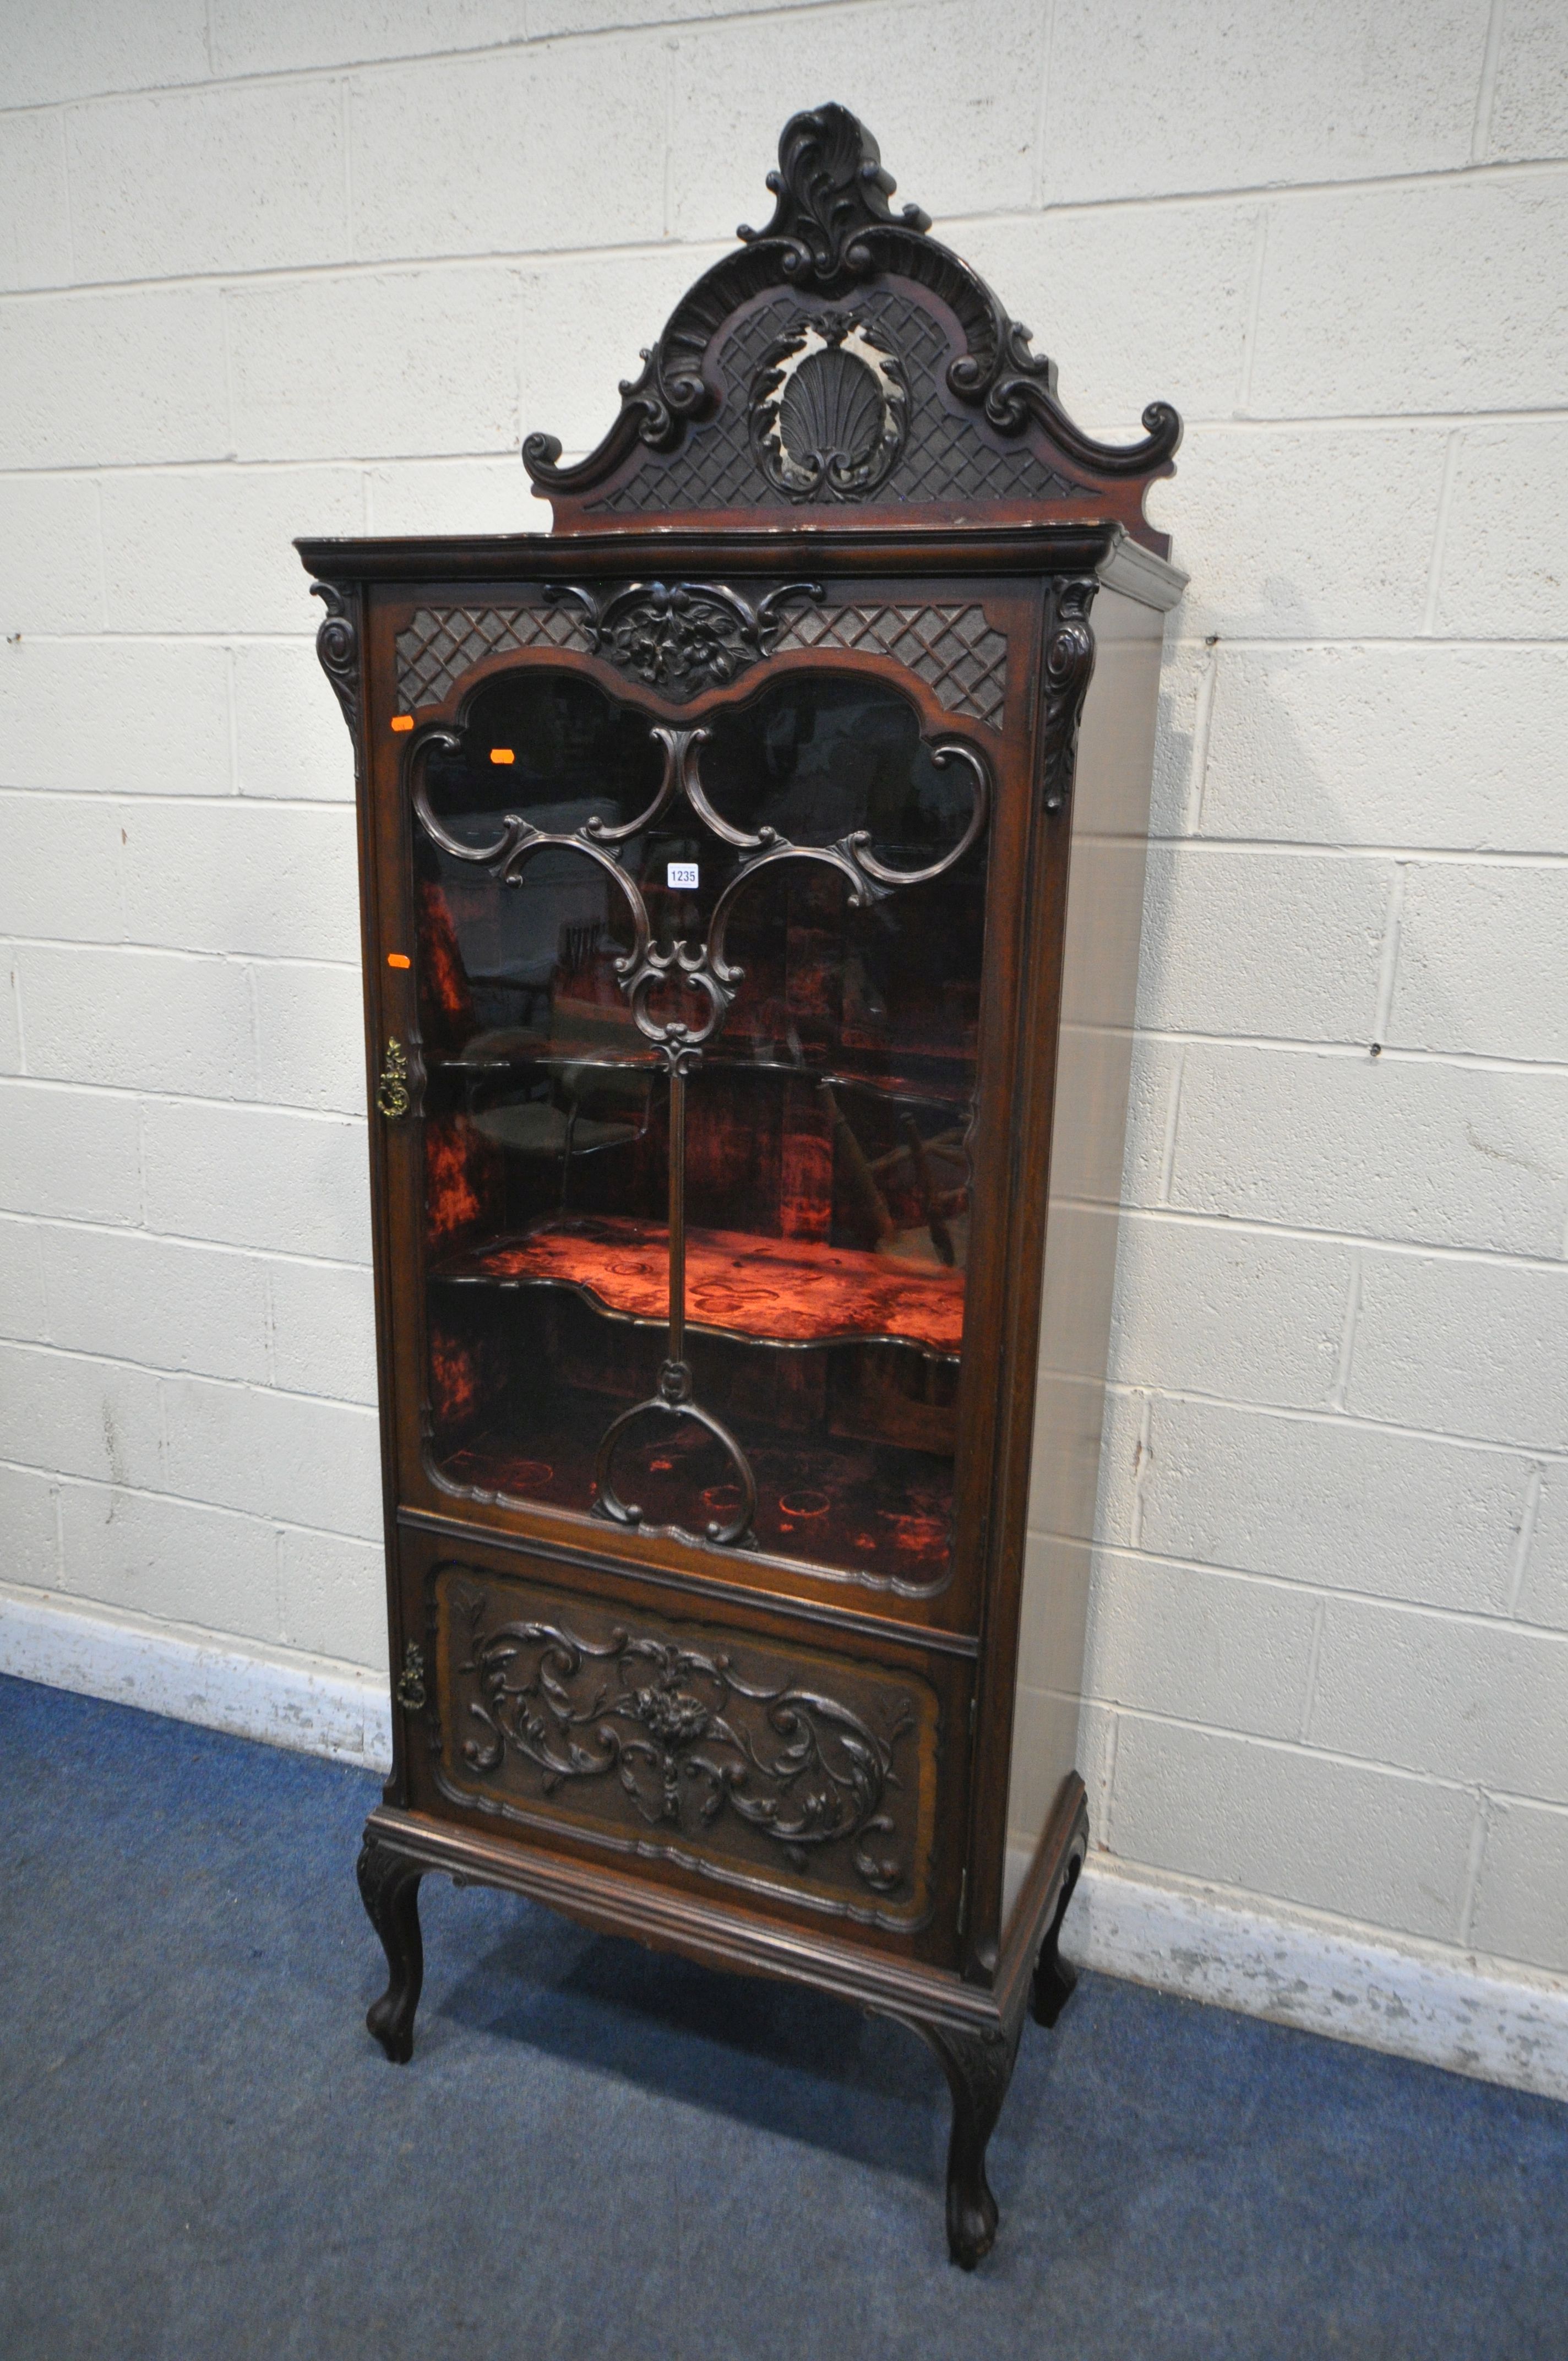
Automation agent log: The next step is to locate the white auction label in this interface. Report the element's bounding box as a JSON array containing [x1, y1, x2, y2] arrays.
[[666, 862, 700, 890]]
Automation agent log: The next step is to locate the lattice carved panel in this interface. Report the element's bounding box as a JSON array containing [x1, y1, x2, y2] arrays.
[[396, 595, 1008, 727], [395, 603, 591, 711], [773, 603, 1008, 730], [588, 288, 1075, 517]]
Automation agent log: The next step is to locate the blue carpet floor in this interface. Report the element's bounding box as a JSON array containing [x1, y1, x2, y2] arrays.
[[1, 1673, 1565, 2359]]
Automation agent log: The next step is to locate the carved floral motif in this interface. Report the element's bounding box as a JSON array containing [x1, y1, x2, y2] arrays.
[[450, 1584, 915, 1893], [543, 579, 820, 698]]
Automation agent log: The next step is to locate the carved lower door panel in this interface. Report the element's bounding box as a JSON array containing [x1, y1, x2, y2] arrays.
[[399, 1527, 963, 1952]]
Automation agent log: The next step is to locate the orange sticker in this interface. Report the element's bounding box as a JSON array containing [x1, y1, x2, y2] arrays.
[[390, 714, 413, 733], [386, 953, 411, 970]]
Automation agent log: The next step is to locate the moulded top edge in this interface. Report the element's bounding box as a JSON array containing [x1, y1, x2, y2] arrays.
[[1099, 533, 1189, 613], [292, 520, 1180, 595]]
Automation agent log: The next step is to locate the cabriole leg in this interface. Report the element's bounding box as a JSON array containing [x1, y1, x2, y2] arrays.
[[1031, 1848, 1084, 2030], [918, 2021, 1021, 2271], [356, 1836, 425, 2064]]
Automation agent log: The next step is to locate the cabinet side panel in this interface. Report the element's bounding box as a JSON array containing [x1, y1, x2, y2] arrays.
[[1004, 585, 1166, 1922]]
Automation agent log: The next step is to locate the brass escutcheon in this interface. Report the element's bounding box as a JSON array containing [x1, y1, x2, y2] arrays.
[[376, 1036, 410, 1120], [395, 1641, 426, 1713]]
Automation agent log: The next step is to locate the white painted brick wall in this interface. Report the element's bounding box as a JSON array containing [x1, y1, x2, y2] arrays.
[[1, 0, 1564, 1990], [0, 287, 231, 468]]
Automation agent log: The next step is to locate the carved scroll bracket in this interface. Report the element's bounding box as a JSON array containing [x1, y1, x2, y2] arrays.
[[1039, 578, 1097, 813], [311, 580, 359, 737]]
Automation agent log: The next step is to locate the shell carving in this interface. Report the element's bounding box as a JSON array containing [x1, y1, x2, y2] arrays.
[[752, 312, 908, 499]]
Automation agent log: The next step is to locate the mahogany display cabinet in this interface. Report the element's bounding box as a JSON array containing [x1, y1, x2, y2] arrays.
[[298, 103, 1184, 2268]]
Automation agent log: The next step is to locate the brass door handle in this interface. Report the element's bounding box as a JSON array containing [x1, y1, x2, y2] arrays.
[[376, 1037, 410, 1119]]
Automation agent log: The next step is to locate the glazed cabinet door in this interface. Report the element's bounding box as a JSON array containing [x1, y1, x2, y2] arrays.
[[362, 574, 1044, 1639]]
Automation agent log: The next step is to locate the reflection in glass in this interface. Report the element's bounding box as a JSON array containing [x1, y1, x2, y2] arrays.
[[414, 665, 990, 1587]]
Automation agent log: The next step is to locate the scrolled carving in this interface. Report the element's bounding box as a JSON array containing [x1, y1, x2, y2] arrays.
[[311, 581, 358, 735], [524, 309, 717, 480], [611, 733, 991, 1068], [948, 312, 1183, 479], [737, 100, 930, 282], [1039, 578, 1097, 813], [453, 1592, 915, 1894], [410, 712, 990, 1550], [594, 1361, 759, 1547], [524, 100, 932, 505], [524, 104, 1182, 547], [842, 740, 990, 886], [409, 722, 655, 979], [542, 579, 821, 700], [588, 289, 1076, 523], [410, 715, 987, 1065]]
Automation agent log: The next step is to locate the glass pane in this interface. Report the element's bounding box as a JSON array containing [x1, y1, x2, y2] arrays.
[[415, 664, 989, 1587], [417, 670, 663, 1067]]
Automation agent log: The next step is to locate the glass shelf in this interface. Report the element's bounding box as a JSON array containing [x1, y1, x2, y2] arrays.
[[434, 1041, 973, 1113]]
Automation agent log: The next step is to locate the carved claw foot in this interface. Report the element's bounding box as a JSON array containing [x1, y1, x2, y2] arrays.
[[356, 1836, 425, 2064], [919, 2021, 1021, 2271], [1031, 1848, 1084, 2030]]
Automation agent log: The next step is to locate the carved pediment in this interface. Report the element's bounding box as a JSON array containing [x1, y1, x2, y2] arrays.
[[524, 103, 1180, 551]]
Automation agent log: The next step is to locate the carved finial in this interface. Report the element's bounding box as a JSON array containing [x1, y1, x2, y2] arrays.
[[738, 103, 931, 283]]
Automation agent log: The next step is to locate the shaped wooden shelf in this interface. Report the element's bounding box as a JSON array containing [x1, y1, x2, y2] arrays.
[[433, 1212, 966, 1356]]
